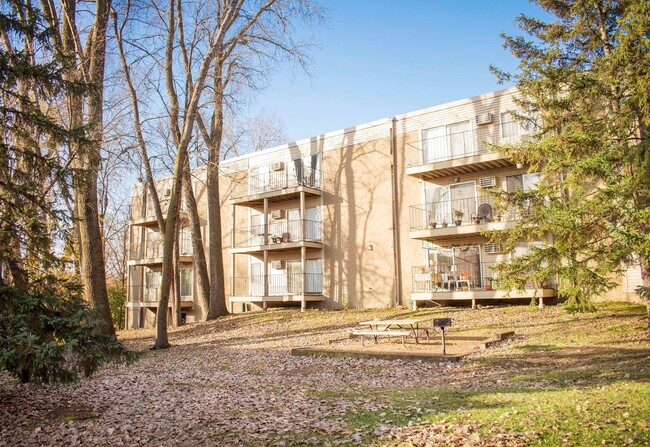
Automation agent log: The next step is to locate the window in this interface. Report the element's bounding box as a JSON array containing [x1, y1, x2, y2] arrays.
[[146, 229, 163, 258], [145, 269, 161, 301], [180, 268, 193, 299], [422, 120, 474, 163], [506, 173, 541, 193], [501, 112, 537, 139], [306, 259, 323, 293], [179, 227, 193, 256]]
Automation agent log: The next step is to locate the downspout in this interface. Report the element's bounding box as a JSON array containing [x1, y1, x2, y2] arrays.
[[390, 117, 402, 307]]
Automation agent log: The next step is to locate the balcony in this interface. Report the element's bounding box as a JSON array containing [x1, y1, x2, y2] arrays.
[[229, 273, 325, 309], [410, 263, 555, 304], [406, 130, 513, 179], [126, 285, 194, 308], [408, 197, 520, 241], [230, 166, 322, 206], [129, 201, 189, 226], [128, 234, 194, 265], [230, 219, 323, 254]]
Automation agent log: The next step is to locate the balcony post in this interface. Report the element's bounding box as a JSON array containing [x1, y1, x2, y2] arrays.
[[300, 191, 305, 240], [301, 245, 306, 312]]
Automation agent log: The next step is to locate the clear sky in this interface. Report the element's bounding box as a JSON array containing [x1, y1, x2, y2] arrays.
[[251, 0, 547, 142]]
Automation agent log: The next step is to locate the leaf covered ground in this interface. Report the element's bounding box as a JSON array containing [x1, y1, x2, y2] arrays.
[[1, 302, 649, 446]]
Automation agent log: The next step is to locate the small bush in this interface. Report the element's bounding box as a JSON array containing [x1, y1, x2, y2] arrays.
[[0, 278, 136, 384]]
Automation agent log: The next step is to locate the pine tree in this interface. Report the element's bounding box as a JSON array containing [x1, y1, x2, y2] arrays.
[[489, 0, 650, 312], [0, 1, 132, 383]]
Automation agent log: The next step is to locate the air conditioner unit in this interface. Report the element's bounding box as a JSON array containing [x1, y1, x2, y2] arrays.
[[475, 112, 494, 125], [270, 161, 285, 171], [270, 209, 283, 219], [271, 260, 285, 269], [478, 176, 497, 188], [484, 243, 502, 254]]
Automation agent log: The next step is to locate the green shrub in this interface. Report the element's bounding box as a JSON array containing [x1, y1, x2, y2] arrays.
[[107, 285, 126, 330], [0, 278, 136, 384]]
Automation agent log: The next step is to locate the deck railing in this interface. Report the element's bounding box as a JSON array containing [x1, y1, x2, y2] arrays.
[[128, 285, 194, 303], [232, 273, 323, 296], [232, 219, 322, 247], [406, 129, 489, 168], [232, 165, 322, 198], [411, 262, 550, 292], [409, 196, 519, 231]]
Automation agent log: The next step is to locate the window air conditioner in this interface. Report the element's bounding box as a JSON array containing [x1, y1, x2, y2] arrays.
[[270, 209, 283, 219], [271, 260, 285, 269], [475, 112, 493, 125], [484, 243, 502, 254], [270, 161, 285, 171], [478, 176, 497, 188]]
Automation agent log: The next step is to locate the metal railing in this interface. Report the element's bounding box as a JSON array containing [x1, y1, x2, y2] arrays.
[[232, 165, 322, 198], [232, 219, 322, 247], [129, 197, 189, 220], [409, 196, 519, 231], [411, 262, 551, 292], [128, 285, 160, 303], [128, 285, 194, 303], [407, 129, 490, 167], [232, 273, 323, 296]]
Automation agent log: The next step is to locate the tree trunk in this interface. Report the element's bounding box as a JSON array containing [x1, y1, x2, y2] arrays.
[[171, 227, 181, 328], [61, 0, 115, 336], [182, 161, 211, 314], [207, 163, 227, 319]]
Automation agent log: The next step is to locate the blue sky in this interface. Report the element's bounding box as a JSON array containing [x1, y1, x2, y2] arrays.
[[251, 1, 547, 142]]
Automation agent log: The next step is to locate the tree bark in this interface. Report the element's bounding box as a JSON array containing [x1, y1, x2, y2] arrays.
[[200, 60, 228, 319], [55, 0, 115, 336], [182, 161, 211, 313]]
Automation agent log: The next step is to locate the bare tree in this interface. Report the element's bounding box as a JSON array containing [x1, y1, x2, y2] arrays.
[[195, 0, 320, 318], [40, 0, 115, 336]]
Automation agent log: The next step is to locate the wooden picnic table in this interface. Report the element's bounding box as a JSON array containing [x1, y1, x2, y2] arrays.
[[357, 318, 430, 344]]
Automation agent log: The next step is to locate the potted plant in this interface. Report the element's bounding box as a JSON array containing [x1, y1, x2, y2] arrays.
[[471, 213, 481, 225], [428, 221, 437, 229], [484, 276, 494, 290], [453, 209, 464, 226], [441, 219, 448, 228]]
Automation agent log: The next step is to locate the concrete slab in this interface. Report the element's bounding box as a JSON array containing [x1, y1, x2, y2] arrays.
[[291, 347, 465, 363]]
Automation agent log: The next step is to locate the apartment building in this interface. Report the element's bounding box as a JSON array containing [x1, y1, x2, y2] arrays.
[[125, 87, 642, 328]]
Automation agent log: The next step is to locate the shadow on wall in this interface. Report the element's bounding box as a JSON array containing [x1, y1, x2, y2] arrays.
[[324, 124, 393, 310]]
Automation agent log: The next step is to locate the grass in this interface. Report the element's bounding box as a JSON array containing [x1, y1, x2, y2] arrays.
[[333, 383, 650, 446], [309, 302, 650, 446]]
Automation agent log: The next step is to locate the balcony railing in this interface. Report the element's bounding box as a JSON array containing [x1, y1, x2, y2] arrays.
[[232, 166, 322, 199], [411, 263, 549, 293], [128, 285, 160, 302], [128, 285, 194, 303], [232, 219, 322, 247], [232, 273, 323, 296], [409, 197, 519, 231], [407, 130, 490, 168], [129, 198, 188, 220]]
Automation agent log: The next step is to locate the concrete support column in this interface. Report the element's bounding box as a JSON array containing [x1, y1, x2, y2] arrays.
[[263, 198, 269, 311]]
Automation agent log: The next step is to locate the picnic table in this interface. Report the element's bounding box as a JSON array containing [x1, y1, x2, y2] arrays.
[[353, 318, 431, 346]]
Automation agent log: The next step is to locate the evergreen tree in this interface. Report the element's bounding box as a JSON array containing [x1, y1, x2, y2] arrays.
[[489, 0, 650, 313], [0, 1, 132, 383]]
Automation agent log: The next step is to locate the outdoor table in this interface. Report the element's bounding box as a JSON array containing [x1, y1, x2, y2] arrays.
[[358, 319, 430, 344]]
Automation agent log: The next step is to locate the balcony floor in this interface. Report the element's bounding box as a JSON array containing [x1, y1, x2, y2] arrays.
[[230, 240, 323, 254], [230, 185, 322, 207], [409, 220, 517, 242], [411, 288, 555, 304], [406, 153, 513, 180]]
